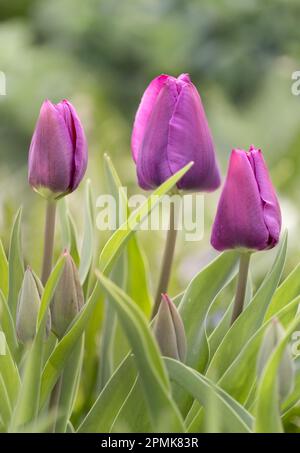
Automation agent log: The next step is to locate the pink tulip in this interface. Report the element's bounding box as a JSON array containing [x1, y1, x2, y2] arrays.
[[28, 99, 88, 198], [211, 145, 281, 251], [131, 74, 220, 191]]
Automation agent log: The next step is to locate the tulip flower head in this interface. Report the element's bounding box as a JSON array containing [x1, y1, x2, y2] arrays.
[[131, 74, 220, 191], [28, 99, 88, 199], [211, 145, 281, 251]]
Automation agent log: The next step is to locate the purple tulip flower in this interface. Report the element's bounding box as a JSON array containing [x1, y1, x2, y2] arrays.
[[131, 73, 220, 191], [28, 99, 88, 198], [211, 145, 281, 251]]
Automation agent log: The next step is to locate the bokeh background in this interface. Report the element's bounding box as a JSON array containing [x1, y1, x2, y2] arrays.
[[1, 0, 300, 295]]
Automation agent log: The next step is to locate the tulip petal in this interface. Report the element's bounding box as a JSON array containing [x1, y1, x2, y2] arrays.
[[131, 74, 169, 163], [211, 149, 270, 251], [247, 146, 281, 248], [167, 81, 221, 191], [59, 100, 88, 191], [28, 100, 73, 193], [136, 78, 178, 189]]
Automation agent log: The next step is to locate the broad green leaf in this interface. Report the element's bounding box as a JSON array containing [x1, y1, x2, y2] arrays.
[[40, 282, 103, 408], [0, 290, 18, 354], [7, 208, 24, 321], [186, 294, 300, 430], [95, 271, 185, 432], [98, 254, 125, 390], [179, 251, 238, 373], [11, 257, 65, 430], [0, 337, 20, 408], [99, 162, 194, 275], [165, 358, 252, 433], [55, 335, 84, 433], [0, 239, 8, 298], [79, 180, 95, 285], [208, 274, 252, 359], [254, 315, 300, 433], [206, 232, 287, 380], [110, 376, 152, 433], [57, 199, 80, 266], [265, 261, 300, 321], [0, 374, 12, 428], [78, 356, 137, 433], [126, 237, 152, 318]]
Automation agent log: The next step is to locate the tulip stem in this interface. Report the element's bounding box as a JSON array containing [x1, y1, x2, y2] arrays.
[[231, 252, 251, 325], [41, 199, 57, 285], [152, 200, 178, 319]]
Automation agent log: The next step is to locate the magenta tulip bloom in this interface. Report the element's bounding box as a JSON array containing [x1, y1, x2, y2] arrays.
[[28, 99, 88, 198], [211, 146, 281, 251], [131, 73, 220, 191]]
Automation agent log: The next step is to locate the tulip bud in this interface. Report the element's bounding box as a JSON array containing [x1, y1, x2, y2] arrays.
[[131, 73, 220, 191], [211, 145, 281, 251], [16, 267, 51, 343], [50, 250, 84, 338], [28, 99, 88, 199], [153, 293, 187, 362], [257, 318, 295, 403]]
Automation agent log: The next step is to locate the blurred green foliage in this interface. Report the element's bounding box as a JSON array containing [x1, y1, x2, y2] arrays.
[[1, 0, 300, 293]]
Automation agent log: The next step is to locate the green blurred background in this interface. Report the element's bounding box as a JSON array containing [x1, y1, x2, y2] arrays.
[[1, 0, 300, 295]]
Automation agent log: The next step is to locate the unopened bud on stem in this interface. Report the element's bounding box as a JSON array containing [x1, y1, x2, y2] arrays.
[[50, 250, 84, 338], [153, 293, 187, 362]]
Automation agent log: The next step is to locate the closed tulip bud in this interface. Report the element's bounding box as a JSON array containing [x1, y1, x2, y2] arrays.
[[16, 267, 51, 343], [28, 99, 88, 199], [153, 293, 187, 362], [257, 318, 295, 403], [211, 146, 281, 251], [131, 73, 220, 191], [50, 250, 84, 338]]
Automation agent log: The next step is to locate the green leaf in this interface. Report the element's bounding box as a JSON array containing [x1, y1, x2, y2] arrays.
[[55, 335, 84, 433], [0, 239, 8, 298], [265, 261, 300, 321], [126, 237, 152, 318], [0, 374, 12, 428], [11, 257, 65, 430], [0, 337, 20, 414], [0, 290, 18, 354], [179, 251, 238, 373], [79, 180, 95, 285], [78, 356, 137, 433], [254, 315, 300, 433], [206, 232, 287, 381], [95, 271, 185, 432], [58, 198, 80, 266], [165, 358, 252, 433], [99, 162, 194, 275], [7, 208, 24, 321], [40, 282, 103, 408]]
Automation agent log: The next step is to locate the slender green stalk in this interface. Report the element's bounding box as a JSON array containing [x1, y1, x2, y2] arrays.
[[41, 199, 59, 431], [152, 201, 178, 319], [41, 199, 57, 285], [230, 252, 251, 325]]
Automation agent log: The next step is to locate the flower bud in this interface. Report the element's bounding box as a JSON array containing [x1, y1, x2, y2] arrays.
[[50, 250, 84, 338], [28, 99, 88, 199], [16, 267, 51, 343], [257, 318, 295, 403], [153, 293, 187, 362], [131, 73, 220, 191], [211, 146, 281, 251]]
